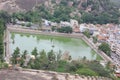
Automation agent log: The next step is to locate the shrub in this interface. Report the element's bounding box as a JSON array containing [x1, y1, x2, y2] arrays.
[[76, 68, 98, 76], [98, 43, 111, 56]]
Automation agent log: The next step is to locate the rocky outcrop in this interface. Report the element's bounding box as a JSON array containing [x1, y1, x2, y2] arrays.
[[0, 69, 112, 80], [0, 0, 117, 13], [15, 0, 44, 11], [0, 0, 22, 13], [0, 0, 44, 12]]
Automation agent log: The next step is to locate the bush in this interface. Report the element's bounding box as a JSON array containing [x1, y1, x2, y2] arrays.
[[98, 43, 111, 56], [83, 30, 90, 38], [93, 36, 97, 43], [57, 26, 73, 33], [2, 63, 8, 68], [21, 23, 25, 26], [57, 60, 67, 72], [26, 23, 31, 27], [87, 61, 110, 77], [0, 61, 8, 69], [76, 68, 98, 76]]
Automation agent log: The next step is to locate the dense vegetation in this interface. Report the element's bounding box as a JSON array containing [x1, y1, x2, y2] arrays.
[[83, 30, 91, 38], [11, 0, 120, 24], [11, 47, 114, 78], [0, 11, 11, 61], [0, 20, 5, 61], [0, 11, 11, 68], [57, 26, 73, 33], [98, 43, 111, 56]]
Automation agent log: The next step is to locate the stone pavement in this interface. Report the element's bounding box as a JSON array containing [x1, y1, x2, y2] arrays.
[[0, 69, 112, 80]]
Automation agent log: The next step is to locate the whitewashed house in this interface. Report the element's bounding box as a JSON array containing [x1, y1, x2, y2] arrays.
[[60, 21, 71, 27], [79, 24, 88, 32], [70, 19, 79, 28]]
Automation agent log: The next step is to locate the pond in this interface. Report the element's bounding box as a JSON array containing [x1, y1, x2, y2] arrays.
[[10, 32, 102, 60]]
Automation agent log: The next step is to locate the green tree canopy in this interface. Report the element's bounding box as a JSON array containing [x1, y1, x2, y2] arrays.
[[57, 26, 73, 33], [98, 42, 111, 56], [0, 11, 11, 24], [31, 47, 38, 57], [11, 47, 20, 64]]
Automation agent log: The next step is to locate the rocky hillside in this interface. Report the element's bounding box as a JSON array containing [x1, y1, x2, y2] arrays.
[[0, 0, 118, 12], [15, 0, 44, 11], [0, 0, 119, 24], [0, 0, 22, 13], [0, 0, 44, 12]]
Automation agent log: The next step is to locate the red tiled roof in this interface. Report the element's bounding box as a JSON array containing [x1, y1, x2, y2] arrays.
[[97, 35, 106, 40], [115, 73, 120, 77]]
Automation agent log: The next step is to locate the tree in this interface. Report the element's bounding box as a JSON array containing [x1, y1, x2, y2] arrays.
[[39, 50, 48, 69], [81, 13, 95, 23], [31, 47, 38, 57], [87, 61, 110, 77], [57, 26, 73, 33], [26, 23, 31, 27], [0, 19, 5, 35], [48, 50, 56, 62], [65, 63, 77, 72], [56, 50, 62, 61], [65, 61, 83, 72], [81, 2, 87, 8], [98, 43, 111, 56], [0, 20, 5, 58], [53, 6, 71, 22], [60, 0, 68, 6], [11, 47, 20, 64], [22, 50, 28, 59], [0, 11, 11, 24], [47, 50, 57, 70], [51, 26, 56, 31], [20, 50, 28, 67], [0, 35, 4, 61], [83, 30, 90, 38], [0, 11, 10, 62], [93, 36, 97, 43]]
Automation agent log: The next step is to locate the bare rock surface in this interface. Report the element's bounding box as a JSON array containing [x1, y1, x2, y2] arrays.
[[0, 70, 47, 80]]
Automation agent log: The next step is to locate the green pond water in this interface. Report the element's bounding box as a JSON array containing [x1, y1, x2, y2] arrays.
[[10, 32, 102, 60]]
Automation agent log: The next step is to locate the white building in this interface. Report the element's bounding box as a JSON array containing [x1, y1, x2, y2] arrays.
[[44, 20, 51, 26], [79, 24, 88, 32], [70, 19, 79, 28], [51, 22, 58, 27], [60, 21, 71, 27], [93, 31, 100, 36]]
